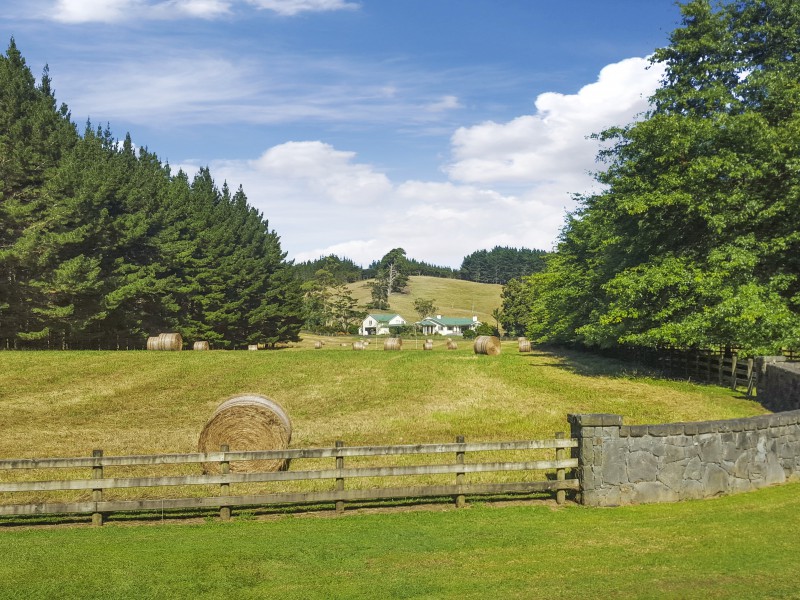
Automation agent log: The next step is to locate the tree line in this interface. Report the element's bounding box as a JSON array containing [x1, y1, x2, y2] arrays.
[[501, 0, 800, 354], [0, 39, 303, 349]]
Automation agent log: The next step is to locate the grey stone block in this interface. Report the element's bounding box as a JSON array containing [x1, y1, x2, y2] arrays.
[[665, 443, 694, 463], [602, 444, 628, 485], [627, 425, 648, 438], [685, 456, 702, 480], [632, 481, 679, 504], [657, 458, 689, 490], [627, 450, 658, 483], [702, 464, 730, 496], [698, 436, 723, 463]]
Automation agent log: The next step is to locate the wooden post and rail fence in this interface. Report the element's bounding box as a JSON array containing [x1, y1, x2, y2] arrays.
[[0, 435, 578, 525], [606, 346, 799, 398]]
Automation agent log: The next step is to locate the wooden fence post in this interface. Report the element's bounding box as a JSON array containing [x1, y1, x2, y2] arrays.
[[718, 355, 724, 386], [555, 432, 566, 505], [731, 354, 738, 390], [455, 435, 465, 508], [220, 444, 231, 521], [92, 449, 103, 527], [335, 440, 345, 513]]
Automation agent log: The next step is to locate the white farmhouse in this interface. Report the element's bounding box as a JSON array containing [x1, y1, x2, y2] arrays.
[[416, 315, 480, 336], [360, 313, 407, 336]]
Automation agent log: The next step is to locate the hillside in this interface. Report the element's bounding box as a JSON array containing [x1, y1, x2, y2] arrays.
[[347, 275, 502, 323]]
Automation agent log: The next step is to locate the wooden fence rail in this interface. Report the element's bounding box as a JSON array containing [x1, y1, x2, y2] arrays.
[[0, 437, 579, 525]]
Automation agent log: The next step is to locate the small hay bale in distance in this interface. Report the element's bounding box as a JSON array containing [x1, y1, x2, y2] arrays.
[[352, 341, 365, 350], [148, 332, 183, 351], [248, 344, 259, 351], [446, 339, 458, 350], [423, 341, 433, 351], [193, 340, 210, 351], [518, 339, 532, 353], [198, 394, 292, 473], [384, 337, 402, 351], [314, 341, 323, 349], [474, 335, 501, 356]]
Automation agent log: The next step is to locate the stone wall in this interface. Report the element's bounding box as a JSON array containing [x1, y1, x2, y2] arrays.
[[758, 360, 800, 412], [568, 411, 800, 506]]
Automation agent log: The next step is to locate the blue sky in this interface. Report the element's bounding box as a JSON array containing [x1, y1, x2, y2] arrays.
[[3, 0, 683, 267]]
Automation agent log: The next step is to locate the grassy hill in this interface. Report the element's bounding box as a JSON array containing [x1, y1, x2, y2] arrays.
[[347, 275, 502, 323]]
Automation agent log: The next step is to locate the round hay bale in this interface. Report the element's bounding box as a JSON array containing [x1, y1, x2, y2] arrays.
[[518, 336, 527, 342], [384, 337, 402, 351], [352, 341, 365, 350], [198, 394, 292, 473], [423, 341, 433, 351], [247, 344, 259, 351], [146, 336, 161, 351], [193, 341, 210, 351], [446, 339, 458, 350], [518, 339, 532, 353], [473, 335, 501, 356], [158, 332, 183, 351], [314, 341, 323, 349]]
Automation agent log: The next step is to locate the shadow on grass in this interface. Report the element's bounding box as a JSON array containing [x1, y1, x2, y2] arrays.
[[528, 346, 755, 401], [0, 492, 573, 529]]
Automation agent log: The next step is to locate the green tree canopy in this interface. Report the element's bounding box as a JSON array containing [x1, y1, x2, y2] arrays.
[[523, 0, 800, 354]]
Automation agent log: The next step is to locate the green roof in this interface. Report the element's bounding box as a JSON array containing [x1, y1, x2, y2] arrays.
[[418, 316, 477, 326]]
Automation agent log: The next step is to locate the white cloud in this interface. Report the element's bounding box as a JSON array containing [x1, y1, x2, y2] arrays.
[[52, 0, 140, 23], [426, 95, 461, 112], [251, 141, 393, 206], [47, 0, 352, 22], [447, 57, 663, 185], [192, 57, 663, 268], [245, 0, 359, 16]]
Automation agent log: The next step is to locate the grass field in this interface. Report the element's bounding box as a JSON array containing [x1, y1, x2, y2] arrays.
[[1, 482, 799, 599], [346, 275, 503, 323], [0, 344, 766, 459], [1, 345, 790, 598]]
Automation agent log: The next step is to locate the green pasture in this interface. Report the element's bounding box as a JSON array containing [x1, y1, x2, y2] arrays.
[[1, 482, 799, 599], [0, 344, 792, 598], [0, 343, 766, 459]]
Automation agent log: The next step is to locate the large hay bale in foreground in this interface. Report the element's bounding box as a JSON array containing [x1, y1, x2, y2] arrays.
[[198, 394, 292, 473], [193, 341, 210, 351], [474, 335, 501, 356], [518, 339, 532, 353], [384, 337, 402, 351]]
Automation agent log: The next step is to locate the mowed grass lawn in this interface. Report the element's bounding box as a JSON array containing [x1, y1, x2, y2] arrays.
[[1, 344, 793, 599], [1, 483, 799, 599]]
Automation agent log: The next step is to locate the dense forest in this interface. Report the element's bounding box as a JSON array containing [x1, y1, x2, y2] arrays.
[[503, 0, 800, 354], [295, 246, 546, 285], [459, 246, 547, 284], [0, 40, 303, 349]]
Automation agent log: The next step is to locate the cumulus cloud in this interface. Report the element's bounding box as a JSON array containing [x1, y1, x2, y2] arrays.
[[192, 56, 663, 267], [447, 57, 663, 186]]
